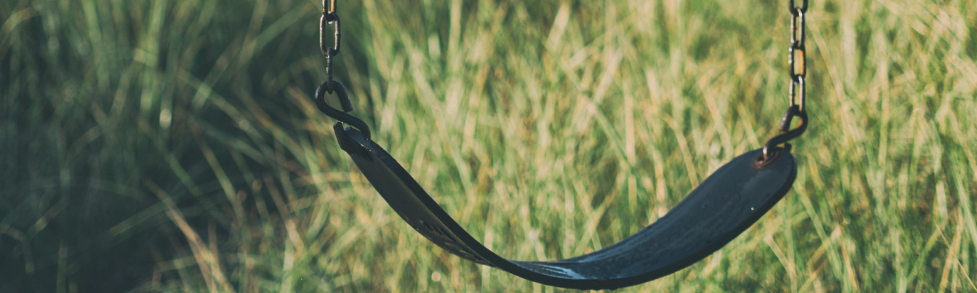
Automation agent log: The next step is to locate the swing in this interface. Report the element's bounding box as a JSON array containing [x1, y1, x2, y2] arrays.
[[312, 0, 810, 289]]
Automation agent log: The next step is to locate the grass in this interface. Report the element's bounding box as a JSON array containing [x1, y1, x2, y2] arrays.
[[2, 0, 976, 291]]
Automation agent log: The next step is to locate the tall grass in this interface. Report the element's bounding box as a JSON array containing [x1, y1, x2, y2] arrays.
[[2, 0, 975, 292]]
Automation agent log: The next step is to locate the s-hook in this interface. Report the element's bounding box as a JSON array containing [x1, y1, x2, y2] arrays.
[[309, 0, 812, 290]]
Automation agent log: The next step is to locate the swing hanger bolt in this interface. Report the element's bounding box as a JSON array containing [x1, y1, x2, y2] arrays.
[[315, 80, 371, 140]]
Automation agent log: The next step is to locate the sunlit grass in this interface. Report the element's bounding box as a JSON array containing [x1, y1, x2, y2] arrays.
[[2, 0, 975, 292]]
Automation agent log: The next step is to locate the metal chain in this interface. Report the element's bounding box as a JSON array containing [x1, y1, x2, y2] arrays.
[[759, 0, 811, 164], [320, 0, 341, 93], [788, 0, 807, 112]]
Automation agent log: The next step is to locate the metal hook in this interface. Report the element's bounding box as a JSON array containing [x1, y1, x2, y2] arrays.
[[315, 80, 371, 140], [764, 106, 807, 156], [755, 105, 807, 168]]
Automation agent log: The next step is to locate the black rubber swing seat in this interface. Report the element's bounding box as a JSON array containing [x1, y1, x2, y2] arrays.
[[330, 124, 796, 290]]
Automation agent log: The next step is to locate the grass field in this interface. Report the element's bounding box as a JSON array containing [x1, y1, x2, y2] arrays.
[[2, 0, 976, 292]]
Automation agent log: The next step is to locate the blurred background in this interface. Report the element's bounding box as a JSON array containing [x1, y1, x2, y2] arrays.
[[2, 0, 975, 291]]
